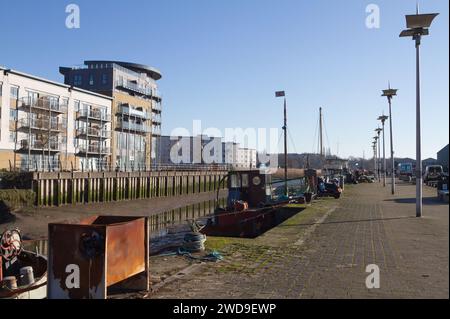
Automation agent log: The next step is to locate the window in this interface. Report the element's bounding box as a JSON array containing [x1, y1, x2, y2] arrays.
[[9, 131, 16, 143], [10, 86, 19, 99], [0, 82, 3, 96], [74, 100, 80, 112], [10, 109, 18, 120], [101, 74, 108, 85], [89, 74, 94, 86], [74, 75, 82, 86]]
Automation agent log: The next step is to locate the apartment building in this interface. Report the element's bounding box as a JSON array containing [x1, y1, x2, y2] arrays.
[[60, 61, 162, 170], [223, 142, 257, 169], [160, 135, 223, 165], [0, 66, 112, 172], [159, 136, 257, 169]]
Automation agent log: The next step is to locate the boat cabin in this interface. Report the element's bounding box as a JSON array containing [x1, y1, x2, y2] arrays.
[[227, 170, 272, 209]]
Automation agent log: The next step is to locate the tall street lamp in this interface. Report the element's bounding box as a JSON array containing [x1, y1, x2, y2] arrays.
[[378, 115, 389, 187], [372, 141, 377, 178], [400, 6, 439, 217], [375, 128, 383, 183], [373, 138, 378, 180], [382, 85, 398, 194]]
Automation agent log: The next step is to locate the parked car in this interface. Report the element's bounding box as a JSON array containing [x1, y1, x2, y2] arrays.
[[424, 165, 444, 183]]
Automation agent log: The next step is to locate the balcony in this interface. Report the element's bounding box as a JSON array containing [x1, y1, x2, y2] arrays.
[[19, 97, 67, 114], [117, 120, 151, 134], [76, 127, 110, 139], [117, 104, 151, 120], [152, 114, 162, 125], [76, 109, 111, 122], [18, 118, 62, 132], [115, 80, 152, 96], [77, 145, 111, 156], [152, 103, 162, 113], [152, 126, 162, 136], [20, 139, 60, 152]]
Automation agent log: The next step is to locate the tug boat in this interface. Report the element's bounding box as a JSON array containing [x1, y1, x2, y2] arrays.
[[202, 170, 310, 238], [0, 230, 47, 299]]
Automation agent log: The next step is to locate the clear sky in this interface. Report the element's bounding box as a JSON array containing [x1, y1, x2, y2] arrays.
[[1, 0, 448, 159]]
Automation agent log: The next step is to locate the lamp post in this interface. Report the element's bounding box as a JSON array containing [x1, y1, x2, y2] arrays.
[[400, 6, 439, 217], [373, 136, 379, 180], [378, 115, 389, 187], [382, 85, 398, 194], [372, 142, 377, 178], [375, 128, 382, 182], [275, 91, 288, 197]]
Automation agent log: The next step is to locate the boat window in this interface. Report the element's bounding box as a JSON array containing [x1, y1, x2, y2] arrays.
[[241, 174, 249, 188], [230, 174, 241, 188]]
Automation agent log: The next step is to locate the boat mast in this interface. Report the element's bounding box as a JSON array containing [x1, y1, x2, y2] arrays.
[[319, 107, 324, 158], [283, 97, 288, 197]]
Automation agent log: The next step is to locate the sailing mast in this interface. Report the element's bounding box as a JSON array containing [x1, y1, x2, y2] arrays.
[[276, 91, 288, 197]]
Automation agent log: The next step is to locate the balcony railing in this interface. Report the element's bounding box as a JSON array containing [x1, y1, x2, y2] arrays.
[[117, 120, 151, 133], [76, 109, 111, 122], [115, 80, 161, 100], [117, 104, 151, 120], [76, 127, 110, 139], [19, 97, 67, 113], [152, 115, 162, 125], [116, 80, 151, 96], [152, 103, 162, 113], [20, 139, 60, 152], [152, 126, 162, 136], [77, 145, 111, 155], [18, 118, 62, 132]]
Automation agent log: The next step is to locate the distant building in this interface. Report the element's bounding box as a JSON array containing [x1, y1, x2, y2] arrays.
[[159, 136, 256, 169], [60, 60, 162, 170], [0, 66, 112, 172], [437, 144, 449, 172], [159, 135, 223, 165]]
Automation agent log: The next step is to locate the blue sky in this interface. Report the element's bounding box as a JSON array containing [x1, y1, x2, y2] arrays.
[[0, 0, 448, 159]]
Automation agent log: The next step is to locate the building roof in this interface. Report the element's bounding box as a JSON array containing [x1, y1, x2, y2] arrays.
[[1, 66, 112, 100], [84, 60, 162, 80]]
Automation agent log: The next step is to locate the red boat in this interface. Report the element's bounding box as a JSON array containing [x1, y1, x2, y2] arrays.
[[202, 170, 298, 238]]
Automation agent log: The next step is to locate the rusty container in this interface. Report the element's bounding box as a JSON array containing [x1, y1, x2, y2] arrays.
[[47, 216, 149, 299]]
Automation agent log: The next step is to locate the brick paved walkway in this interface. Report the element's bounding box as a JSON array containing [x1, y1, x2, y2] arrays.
[[151, 181, 449, 299]]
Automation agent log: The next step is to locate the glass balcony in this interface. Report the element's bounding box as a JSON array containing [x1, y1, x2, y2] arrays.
[[19, 96, 67, 114], [20, 139, 60, 152], [76, 109, 111, 122], [117, 104, 151, 120], [117, 120, 151, 133], [76, 127, 110, 139], [18, 117, 62, 132], [77, 145, 111, 155]]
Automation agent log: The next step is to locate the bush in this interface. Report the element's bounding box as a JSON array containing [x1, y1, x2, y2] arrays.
[[0, 189, 35, 212], [0, 172, 33, 189]]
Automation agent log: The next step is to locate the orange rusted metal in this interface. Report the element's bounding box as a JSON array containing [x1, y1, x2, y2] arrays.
[[47, 216, 149, 299]]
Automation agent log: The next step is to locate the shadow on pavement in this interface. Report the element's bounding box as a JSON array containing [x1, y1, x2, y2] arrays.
[[384, 197, 447, 206], [279, 215, 415, 227]]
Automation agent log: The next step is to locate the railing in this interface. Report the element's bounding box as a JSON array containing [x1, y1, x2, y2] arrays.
[[118, 104, 151, 120], [18, 118, 61, 131], [19, 97, 67, 113], [77, 145, 111, 155], [20, 139, 60, 151], [152, 114, 162, 124], [115, 80, 161, 100], [116, 80, 152, 96], [152, 103, 162, 112], [117, 120, 151, 133], [152, 125, 162, 136], [76, 127, 110, 138], [20, 159, 60, 172], [150, 163, 231, 172], [77, 109, 111, 122]]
